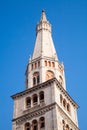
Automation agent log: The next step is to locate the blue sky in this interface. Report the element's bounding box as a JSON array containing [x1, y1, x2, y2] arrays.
[[0, 0, 87, 130]]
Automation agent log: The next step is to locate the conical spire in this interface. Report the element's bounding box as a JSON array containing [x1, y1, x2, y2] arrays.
[[40, 10, 47, 22], [32, 11, 58, 60]]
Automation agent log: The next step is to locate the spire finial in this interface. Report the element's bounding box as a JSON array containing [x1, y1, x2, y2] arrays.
[[40, 9, 47, 22], [42, 9, 45, 13]]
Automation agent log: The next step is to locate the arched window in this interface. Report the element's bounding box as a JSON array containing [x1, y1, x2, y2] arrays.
[[60, 94, 63, 104], [52, 62, 55, 67], [62, 120, 65, 130], [67, 103, 70, 112], [63, 99, 66, 108], [48, 61, 51, 67], [33, 94, 38, 106], [38, 61, 40, 67], [35, 63, 37, 69], [33, 77, 36, 85], [33, 72, 40, 86], [32, 64, 34, 70], [40, 117, 45, 129], [25, 122, 31, 130], [62, 120, 65, 126], [66, 124, 69, 130], [37, 75, 40, 84], [44, 61, 47, 66], [26, 97, 31, 108], [46, 70, 54, 81], [32, 120, 38, 130], [59, 75, 63, 85], [39, 91, 44, 103]]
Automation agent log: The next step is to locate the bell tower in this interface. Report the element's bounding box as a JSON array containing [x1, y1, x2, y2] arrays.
[[26, 10, 66, 90], [11, 10, 79, 130]]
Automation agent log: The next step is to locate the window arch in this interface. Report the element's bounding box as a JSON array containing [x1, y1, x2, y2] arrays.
[[33, 77, 36, 86], [59, 75, 63, 85], [37, 75, 40, 84], [63, 99, 66, 108], [39, 117, 45, 129], [33, 72, 40, 86], [26, 97, 31, 108], [33, 94, 38, 106], [60, 94, 63, 104], [39, 91, 44, 103], [44, 60, 47, 66], [66, 124, 69, 130], [32, 120, 38, 130], [25, 122, 31, 130], [35, 62, 37, 69], [62, 120, 65, 130], [46, 70, 54, 81], [52, 62, 55, 67], [62, 120, 65, 126], [38, 61, 40, 67], [48, 61, 51, 67], [67, 103, 70, 112]]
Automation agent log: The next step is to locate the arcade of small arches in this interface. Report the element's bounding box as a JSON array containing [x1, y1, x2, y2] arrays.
[[26, 91, 44, 108], [31, 61, 40, 70], [44, 60, 55, 67], [62, 120, 73, 130], [25, 117, 45, 130], [60, 94, 71, 113], [31, 60, 55, 71]]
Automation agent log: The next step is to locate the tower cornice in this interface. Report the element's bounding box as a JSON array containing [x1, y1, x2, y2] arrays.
[[11, 78, 79, 108]]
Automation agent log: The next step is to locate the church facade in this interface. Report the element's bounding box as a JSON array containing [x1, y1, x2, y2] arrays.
[[11, 10, 79, 130]]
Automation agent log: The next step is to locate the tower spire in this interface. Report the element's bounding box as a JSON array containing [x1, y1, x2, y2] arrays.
[[40, 10, 47, 22], [32, 11, 58, 60]]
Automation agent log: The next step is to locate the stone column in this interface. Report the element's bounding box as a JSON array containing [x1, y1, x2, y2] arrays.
[[31, 97, 33, 108]]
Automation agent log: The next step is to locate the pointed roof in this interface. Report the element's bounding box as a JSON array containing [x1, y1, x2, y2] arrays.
[[32, 10, 58, 60], [40, 10, 47, 22]]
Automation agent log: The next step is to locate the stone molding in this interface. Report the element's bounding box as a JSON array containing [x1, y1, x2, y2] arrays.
[[11, 78, 78, 108], [12, 103, 56, 125]]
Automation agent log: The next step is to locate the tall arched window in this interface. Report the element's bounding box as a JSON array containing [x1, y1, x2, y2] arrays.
[[33, 94, 38, 106], [59, 75, 63, 85], [38, 61, 40, 67], [37, 75, 40, 84], [33, 77, 36, 85], [39, 91, 44, 103], [60, 94, 63, 104], [32, 120, 38, 130], [48, 61, 51, 67], [63, 99, 66, 108], [62, 120, 65, 130], [52, 62, 55, 67], [35, 63, 37, 69], [25, 122, 30, 130], [40, 117, 45, 129], [67, 103, 70, 112], [46, 70, 54, 81], [33, 72, 40, 86], [44, 60, 47, 66], [66, 124, 69, 130], [26, 97, 31, 108]]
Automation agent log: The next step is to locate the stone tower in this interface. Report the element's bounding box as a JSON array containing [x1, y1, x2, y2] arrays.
[[11, 10, 79, 130]]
